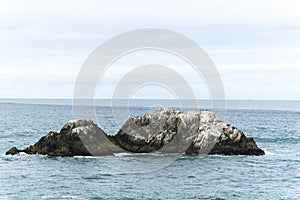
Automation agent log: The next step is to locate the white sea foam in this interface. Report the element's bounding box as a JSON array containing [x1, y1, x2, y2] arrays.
[[74, 155, 100, 159], [264, 151, 275, 156], [113, 152, 134, 157], [61, 195, 78, 199]]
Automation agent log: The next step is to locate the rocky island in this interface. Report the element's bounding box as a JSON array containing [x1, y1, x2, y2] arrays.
[[6, 108, 265, 156]]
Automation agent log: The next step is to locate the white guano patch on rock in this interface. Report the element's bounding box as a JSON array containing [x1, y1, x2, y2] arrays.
[[116, 108, 245, 153]]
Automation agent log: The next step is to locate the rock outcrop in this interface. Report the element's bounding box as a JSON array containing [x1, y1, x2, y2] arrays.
[[6, 120, 123, 156], [114, 108, 265, 156], [6, 108, 265, 156]]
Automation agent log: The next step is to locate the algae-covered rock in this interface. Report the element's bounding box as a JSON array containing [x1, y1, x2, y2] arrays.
[[6, 120, 123, 156]]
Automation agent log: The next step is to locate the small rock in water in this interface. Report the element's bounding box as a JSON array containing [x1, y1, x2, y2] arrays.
[[5, 147, 20, 155]]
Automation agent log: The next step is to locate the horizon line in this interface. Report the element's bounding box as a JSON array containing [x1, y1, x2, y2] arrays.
[[0, 98, 300, 101]]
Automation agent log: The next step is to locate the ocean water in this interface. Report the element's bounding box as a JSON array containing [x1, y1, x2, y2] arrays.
[[0, 100, 300, 199]]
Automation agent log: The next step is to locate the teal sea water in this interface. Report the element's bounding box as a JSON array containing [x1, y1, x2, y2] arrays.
[[1, 99, 300, 199]]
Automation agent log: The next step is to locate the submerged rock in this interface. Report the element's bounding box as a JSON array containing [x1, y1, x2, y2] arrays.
[[6, 108, 264, 156]]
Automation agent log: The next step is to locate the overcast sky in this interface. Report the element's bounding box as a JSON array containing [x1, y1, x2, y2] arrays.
[[0, 0, 299, 100]]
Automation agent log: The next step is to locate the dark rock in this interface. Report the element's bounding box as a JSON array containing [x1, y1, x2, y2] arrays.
[[6, 120, 123, 156], [5, 147, 20, 155], [208, 136, 265, 156]]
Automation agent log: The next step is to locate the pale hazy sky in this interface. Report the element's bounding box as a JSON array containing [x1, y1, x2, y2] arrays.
[[0, 0, 300, 99]]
